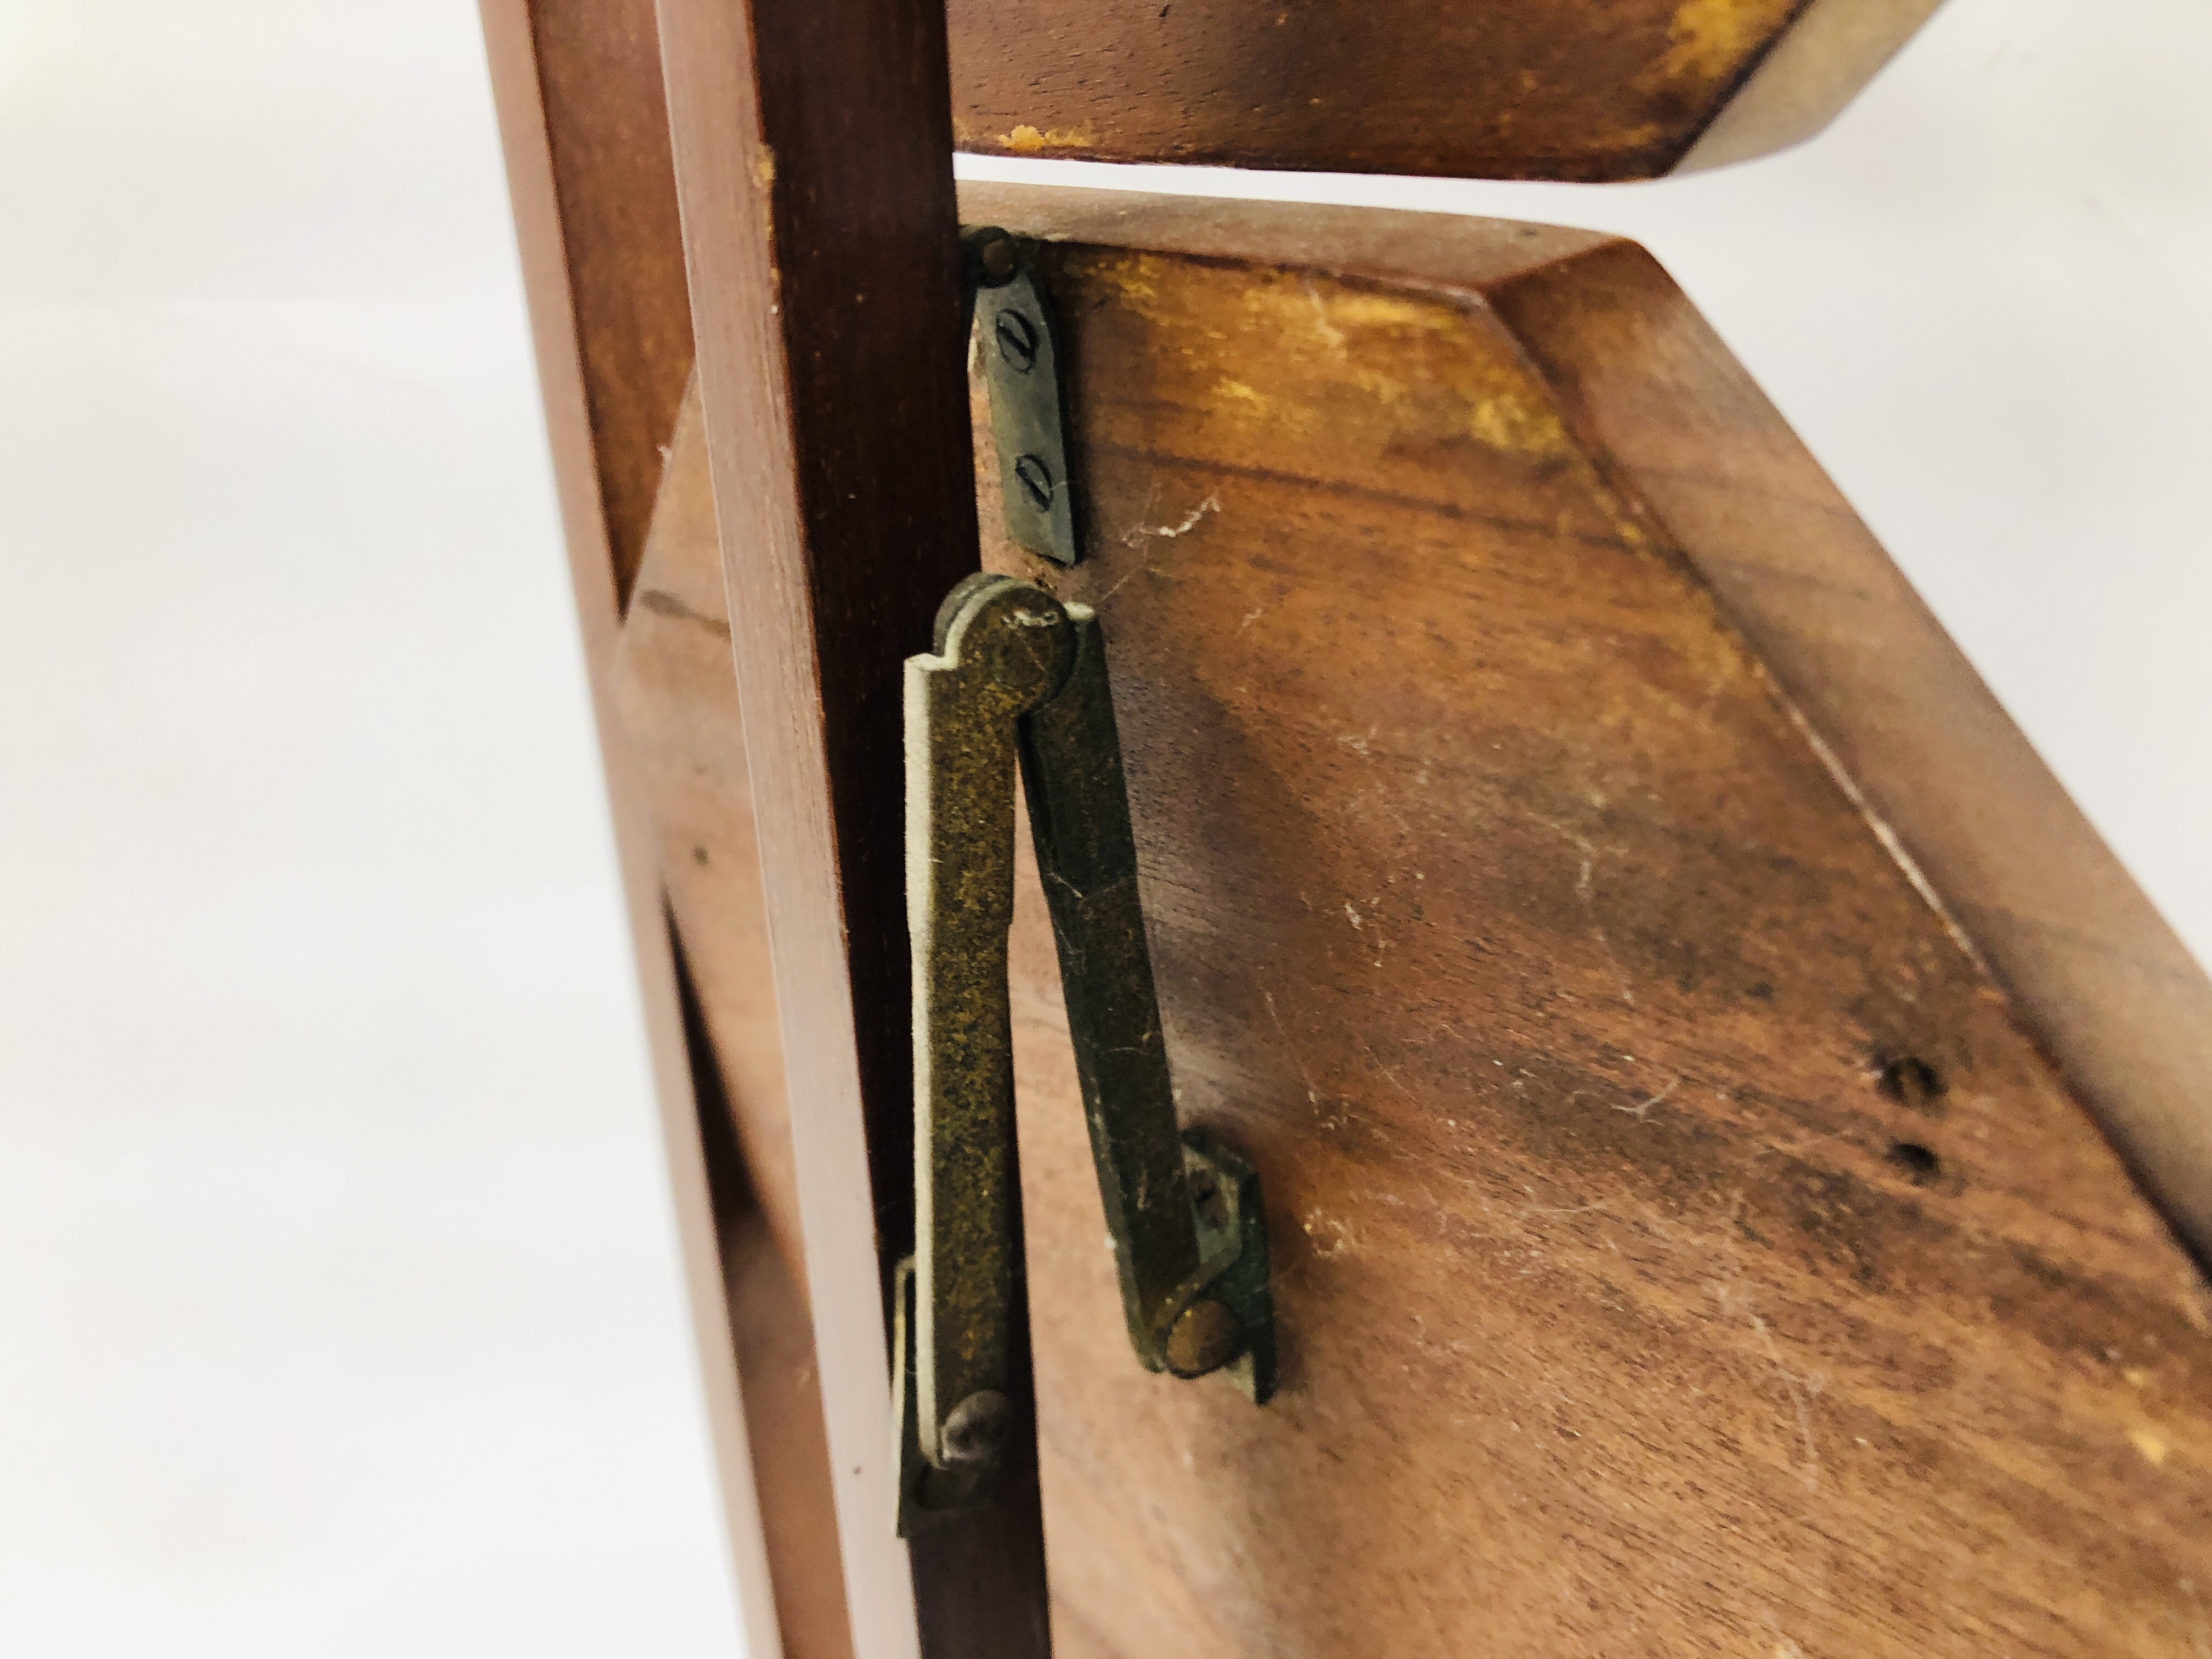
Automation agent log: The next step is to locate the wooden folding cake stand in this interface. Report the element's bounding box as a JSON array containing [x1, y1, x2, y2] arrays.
[[479, 2, 2212, 1653]]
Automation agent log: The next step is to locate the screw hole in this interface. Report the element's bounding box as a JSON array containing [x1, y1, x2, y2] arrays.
[[1877, 1054, 1946, 1112], [1888, 1141, 1942, 1186], [1190, 1169, 1227, 1227]]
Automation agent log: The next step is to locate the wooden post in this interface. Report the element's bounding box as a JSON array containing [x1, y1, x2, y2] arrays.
[[475, 3, 785, 1654], [654, 0, 1053, 1653]]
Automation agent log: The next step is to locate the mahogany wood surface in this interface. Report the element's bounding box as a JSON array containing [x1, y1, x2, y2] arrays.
[[519, 0, 695, 607], [949, 183, 2211, 1656], [1479, 246, 2212, 1276], [614, 377, 807, 1279], [629, 178, 2212, 1653], [476, 5, 783, 1655], [949, 0, 1946, 180], [721, 1199, 855, 1659], [951, 181, 2212, 1273], [693, 1047, 856, 1659], [652, 1, 1052, 1652]]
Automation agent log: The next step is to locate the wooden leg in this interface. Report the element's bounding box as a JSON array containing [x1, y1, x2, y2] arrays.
[[477, 3, 783, 1654], [655, 0, 1053, 1651]]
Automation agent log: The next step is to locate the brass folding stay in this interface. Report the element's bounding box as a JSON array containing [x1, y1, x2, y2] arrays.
[[894, 573, 1276, 1532]]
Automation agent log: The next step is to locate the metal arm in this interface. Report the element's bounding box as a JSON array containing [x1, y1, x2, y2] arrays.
[[896, 574, 1274, 1532]]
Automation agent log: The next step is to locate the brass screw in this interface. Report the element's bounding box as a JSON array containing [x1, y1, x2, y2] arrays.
[[974, 230, 1019, 287], [939, 1389, 1012, 1468], [1165, 1299, 1241, 1378]]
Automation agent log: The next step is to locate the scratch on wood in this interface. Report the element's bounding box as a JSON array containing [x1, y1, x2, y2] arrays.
[[1263, 987, 1325, 1109], [1576, 853, 1638, 1008], [1751, 1312, 1824, 1492], [1120, 491, 1222, 551], [1615, 1076, 1680, 1121]]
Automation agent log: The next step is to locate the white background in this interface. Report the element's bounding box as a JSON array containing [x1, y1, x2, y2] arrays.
[[0, 1, 2203, 1655]]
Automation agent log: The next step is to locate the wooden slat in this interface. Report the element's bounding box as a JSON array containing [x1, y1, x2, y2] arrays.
[[520, 0, 695, 607], [652, 2, 1052, 1654], [614, 377, 808, 1279], [953, 183, 2211, 1655], [720, 1199, 859, 1659], [686, 993, 857, 1659], [948, 0, 1946, 180], [475, 5, 782, 1655]]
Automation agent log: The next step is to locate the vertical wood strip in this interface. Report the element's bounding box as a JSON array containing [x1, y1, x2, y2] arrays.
[[476, 4, 784, 1654], [653, 1, 1053, 1653], [516, 1, 696, 608], [683, 938, 858, 1659]]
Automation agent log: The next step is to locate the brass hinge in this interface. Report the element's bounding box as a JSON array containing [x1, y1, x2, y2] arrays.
[[894, 573, 1276, 1533], [963, 227, 1079, 567]]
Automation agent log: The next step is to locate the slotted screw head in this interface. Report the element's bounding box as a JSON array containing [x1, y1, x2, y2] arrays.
[[995, 309, 1040, 373], [1013, 454, 1054, 512]]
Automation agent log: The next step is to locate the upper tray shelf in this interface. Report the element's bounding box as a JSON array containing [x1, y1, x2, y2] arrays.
[[950, 0, 1945, 180]]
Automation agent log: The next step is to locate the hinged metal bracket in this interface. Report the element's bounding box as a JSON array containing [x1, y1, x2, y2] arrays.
[[894, 574, 1275, 1533], [963, 228, 1080, 567]]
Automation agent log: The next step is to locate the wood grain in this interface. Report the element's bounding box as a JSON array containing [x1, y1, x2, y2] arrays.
[[949, 0, 1945, 180], [948, 183, 2212, 1656], [957, 180, 2212, 1274], [614, 376, 806, 1279], [692, 1045, 857, 1659], [653, 1, 1052, 1652], [723, 1198, 857, 1659], [1480, 242, 2212, 1278], [521, 0, 695, 608]]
